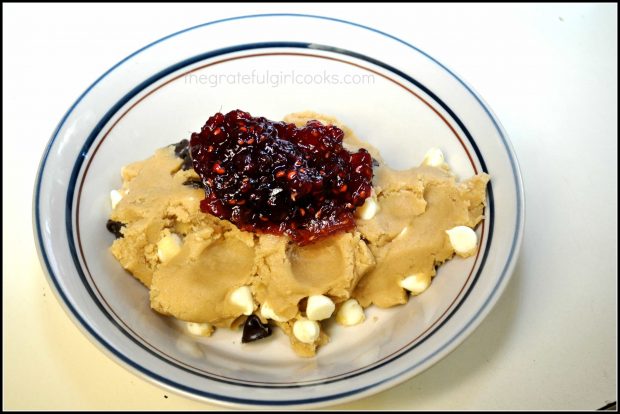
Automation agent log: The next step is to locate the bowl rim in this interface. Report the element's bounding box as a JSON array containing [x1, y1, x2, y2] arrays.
[[32, 13, 525, 408]]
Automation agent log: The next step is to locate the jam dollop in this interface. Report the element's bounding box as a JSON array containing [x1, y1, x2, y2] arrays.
[[190, 110, 373, 245]]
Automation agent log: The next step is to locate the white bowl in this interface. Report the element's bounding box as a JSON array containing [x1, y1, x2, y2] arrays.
[[33, 14, 524, 408]]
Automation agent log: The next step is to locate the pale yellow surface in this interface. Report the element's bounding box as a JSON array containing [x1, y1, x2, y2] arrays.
[[4, 3, 616, 410]]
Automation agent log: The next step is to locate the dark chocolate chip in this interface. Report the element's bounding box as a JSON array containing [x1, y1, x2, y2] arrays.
[[297, 297, 308, 313], [173, 139, 189, 158], [241, 315, 272, 343], [182, 178, 204, 189], [181, 155, 193, 171], [172, 139, 194, 171], [106, 219, 126, 238]]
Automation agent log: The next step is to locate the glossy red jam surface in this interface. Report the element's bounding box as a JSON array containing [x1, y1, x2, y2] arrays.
[[190, 110, 373, 245]]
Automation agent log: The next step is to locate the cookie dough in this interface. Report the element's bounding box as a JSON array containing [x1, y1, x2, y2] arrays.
[[109, 112, 489, 357], [354, 166, 489, 308]]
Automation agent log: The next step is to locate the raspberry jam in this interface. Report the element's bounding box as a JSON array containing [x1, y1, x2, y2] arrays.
[[190, 110, 373, 245]]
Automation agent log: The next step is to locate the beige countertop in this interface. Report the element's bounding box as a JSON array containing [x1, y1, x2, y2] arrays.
[[3, 3, 617, 410]]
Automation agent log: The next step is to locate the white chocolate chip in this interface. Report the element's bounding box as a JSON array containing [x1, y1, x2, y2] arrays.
[[230, 286, 255, 316], [292, 319, 320, 344], [305, 295, 335, 321], [260, 302, 289, 322], [446, 226, 478, 257], [400, 273, 431, 295], [186, 322, 214, 336], [355, 190, 380, 220], [157, 233, 183, 263], [422, 147, 446, 167], [336, 299, 365, 326], [110, 190, 123, 209]]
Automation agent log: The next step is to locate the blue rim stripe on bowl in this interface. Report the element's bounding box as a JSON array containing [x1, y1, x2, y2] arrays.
[[72, 47, 491, 387], [34, 13, 522, 407], [68, 42, 495, 399], [68, 42, 495, 388]]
